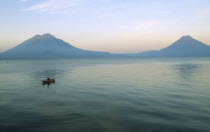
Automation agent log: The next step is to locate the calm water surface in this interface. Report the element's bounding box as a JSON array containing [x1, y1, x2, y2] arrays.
[[0, 58, 210, 132]]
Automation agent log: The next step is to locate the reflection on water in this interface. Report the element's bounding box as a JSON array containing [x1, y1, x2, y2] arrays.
[[0, 58, 210, 132], [173, 63, 202, 80], [42, 81, 55, 87]]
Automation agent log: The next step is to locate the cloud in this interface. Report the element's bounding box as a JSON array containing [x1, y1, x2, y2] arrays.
[[23, 0, 85, 12]]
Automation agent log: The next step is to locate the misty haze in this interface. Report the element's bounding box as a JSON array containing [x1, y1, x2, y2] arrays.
[[0, 0, 210, 132]]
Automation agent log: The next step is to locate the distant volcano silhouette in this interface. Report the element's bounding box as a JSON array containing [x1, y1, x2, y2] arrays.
[[0, 34, 210, 58], [137, 35, 210, 57], [0, 33, 110, 58]]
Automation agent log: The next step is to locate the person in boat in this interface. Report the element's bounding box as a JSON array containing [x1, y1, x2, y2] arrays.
[[47, 77, 50, 81]]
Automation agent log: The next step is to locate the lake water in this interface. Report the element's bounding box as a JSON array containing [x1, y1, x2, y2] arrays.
[[0, 58, 210, 132]]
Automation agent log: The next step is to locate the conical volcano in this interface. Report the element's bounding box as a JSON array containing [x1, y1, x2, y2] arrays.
[[159, 35, 210, 57], [0, 33, 110, 58], [137, 35, 210, 57]]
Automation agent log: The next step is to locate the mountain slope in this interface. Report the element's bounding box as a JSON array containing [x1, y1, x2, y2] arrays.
[[0, 33, 111, 58], [137, 35, 210, 57], [1, 34, 210, 58]]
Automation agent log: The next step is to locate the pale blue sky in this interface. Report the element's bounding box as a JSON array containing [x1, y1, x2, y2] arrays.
[[0, 0, 210, 53]]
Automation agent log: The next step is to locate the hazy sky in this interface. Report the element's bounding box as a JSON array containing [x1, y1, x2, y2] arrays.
[[0, 0, 210, 53]]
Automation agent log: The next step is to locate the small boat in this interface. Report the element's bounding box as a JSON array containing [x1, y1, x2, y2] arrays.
[[42, 78, 55, 84]]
